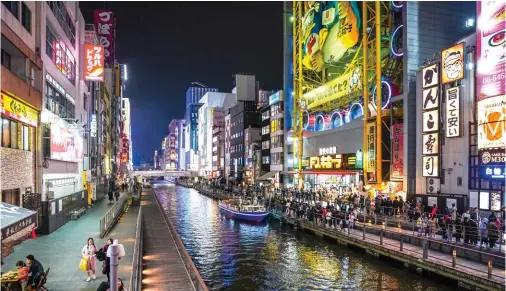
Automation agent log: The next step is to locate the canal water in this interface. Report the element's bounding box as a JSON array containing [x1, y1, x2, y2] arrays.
[[154, 185, 453, 291]]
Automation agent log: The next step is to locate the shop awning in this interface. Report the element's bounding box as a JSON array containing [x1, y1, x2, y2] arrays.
[[1, 202, 37, 241], [258, 171, 277, 181]]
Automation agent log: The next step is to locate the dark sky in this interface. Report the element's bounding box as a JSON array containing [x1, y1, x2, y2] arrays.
[[79, 2, 284, 165]]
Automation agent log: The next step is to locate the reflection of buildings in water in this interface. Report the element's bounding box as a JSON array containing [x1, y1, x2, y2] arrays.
[[297, 246, 342, 280], [260, 234, 281, 262]]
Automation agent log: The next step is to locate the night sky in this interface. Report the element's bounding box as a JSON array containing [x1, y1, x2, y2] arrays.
[[79, 2, 284, 165]]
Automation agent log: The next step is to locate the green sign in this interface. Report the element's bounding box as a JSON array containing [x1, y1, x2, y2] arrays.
[[356, 149, 363, 168]]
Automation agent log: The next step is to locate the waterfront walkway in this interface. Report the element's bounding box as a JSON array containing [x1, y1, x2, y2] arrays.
[[141, 190, 196, 291], [2, 191, 138, 291]]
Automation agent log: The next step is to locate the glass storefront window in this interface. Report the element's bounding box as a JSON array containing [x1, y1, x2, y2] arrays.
[[10, 120, 17, 149], [479, 191, 490, 210], [1, 117, 10, 147]]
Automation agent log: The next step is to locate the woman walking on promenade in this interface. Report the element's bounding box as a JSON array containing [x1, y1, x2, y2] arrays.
[[82, 237, 97, 281]]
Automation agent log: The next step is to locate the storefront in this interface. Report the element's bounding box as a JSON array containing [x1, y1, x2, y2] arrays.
[[0, 91, 39, 207]]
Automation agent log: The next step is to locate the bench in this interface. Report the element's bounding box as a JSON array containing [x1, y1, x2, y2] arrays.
[[71, 207, 87, 220]]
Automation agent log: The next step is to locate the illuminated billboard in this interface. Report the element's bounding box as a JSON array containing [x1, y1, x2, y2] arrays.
[[441, 42, 464, 85], [94, 10, 115, 68], [477, 95, 506, 149], [84, 44, 104, 81], [476, 1, 506, 100]]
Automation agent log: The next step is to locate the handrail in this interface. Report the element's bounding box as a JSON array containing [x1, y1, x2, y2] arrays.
[[152, 190, 209, 291], [129, 206, 143, 291], [99, 193, 128, 238]]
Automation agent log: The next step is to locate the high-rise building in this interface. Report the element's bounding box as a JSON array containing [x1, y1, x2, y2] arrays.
[[168, 119, 185, 170], [184, 83, 218, 170]]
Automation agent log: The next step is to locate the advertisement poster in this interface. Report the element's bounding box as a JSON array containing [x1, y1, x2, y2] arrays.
[[477, 95, 506, 149], [441, 42, 464, 84], [491, 191, 502, 211], [391, 123, 404, 179], [1, 93, 38, 127], [366, 123, 376, 182], [50, 121, 83, 162], [445, 86, 461, 137], [476, 1, 506, 100], [94, 10, 115, 68], [84, 44, 104, 81]]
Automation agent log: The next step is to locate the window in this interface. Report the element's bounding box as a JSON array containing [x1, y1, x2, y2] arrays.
[[271, 135, 284, 149], [262, 156, 270, 165], [262, 140, 270, 150], [262, 125, 270, 135], [1, 117, 11, 147], [2, 189, 20, 206], [1, 49, 11, 69], [0, 118, 31, 151], [46, 1, 75, 47], [45, 79, 75, 119], [21, 2, 31, 33], [2, 1, 19, 19], [45, 27, 75, 83]]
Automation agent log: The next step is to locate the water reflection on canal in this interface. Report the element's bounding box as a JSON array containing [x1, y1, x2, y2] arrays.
[[154, 185, 453, 291]]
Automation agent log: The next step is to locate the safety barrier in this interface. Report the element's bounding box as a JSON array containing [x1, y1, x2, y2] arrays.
[[129, 206, 143, 291], [99, 194, 129, 238]]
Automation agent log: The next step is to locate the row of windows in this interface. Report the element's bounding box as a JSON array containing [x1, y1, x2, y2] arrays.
[[271, 152, 283, 165], [262, 140, 270, 150], [1, 117, 32, 151], [46, 26, 76, 84], [2, 2, 31, 33], [271, 119, 282, 133], [262, 156, 270, 165], [271, 135, 283, 149], [261, 110, 270, 121], [271, 104, 282, 117], [230, 143, 244, 154], [231, 131, 243, 140], [46, 1, 76, 46], [262, 125, 270, 135], [45, 80, 75, 119]]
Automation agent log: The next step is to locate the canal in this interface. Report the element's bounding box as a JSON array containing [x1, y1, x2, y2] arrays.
[[154, 185, 454, 291]]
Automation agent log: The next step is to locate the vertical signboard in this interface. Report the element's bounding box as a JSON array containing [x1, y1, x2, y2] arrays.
[[441, 42, 465, 85], [445, 86, 461, 137], [84, 44, 104, 81], [476, 1, 506, 100], [366, 122, 376, 182], [391, 123, 404, 179], [94, 10, 115, 68], [421, 64, 440, 178]]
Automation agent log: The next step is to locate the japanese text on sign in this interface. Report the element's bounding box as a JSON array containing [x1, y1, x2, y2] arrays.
[[319, 146, 337, 155], [445, 86, 461, 137], [94, 10, 115, 68], [422, 133, 439, 155], [422, 155, 439, 177], [366, 123, 376, 175], [84, 44, 104, 81], [1, 215, 35, 240], [421, 63, 441, 178], [392, 123, 404, 179]]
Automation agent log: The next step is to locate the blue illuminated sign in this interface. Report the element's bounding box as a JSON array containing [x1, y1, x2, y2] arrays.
[[480, 166, 505, 179], [269, 91, 281, 105]]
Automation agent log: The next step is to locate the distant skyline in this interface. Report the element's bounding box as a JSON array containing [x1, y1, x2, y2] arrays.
[[80, 2, 284, 165]]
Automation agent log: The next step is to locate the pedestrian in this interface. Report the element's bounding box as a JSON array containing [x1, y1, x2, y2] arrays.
[[114, 190, 120, 202], [97, 278, 125, 291], [15, 261, 30, 291], [82, 238, 97, 281], [102, 238, 114, 282], [450, 203, 457, 221], [108, 189, 114, 203]]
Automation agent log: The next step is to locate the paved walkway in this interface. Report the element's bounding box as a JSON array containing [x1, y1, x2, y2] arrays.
[[142, 190, 195, 291], [2, 192, 139, 291]]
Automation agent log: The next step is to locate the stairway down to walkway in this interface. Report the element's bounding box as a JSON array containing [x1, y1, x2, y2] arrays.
[[141, 190, 195, 291]]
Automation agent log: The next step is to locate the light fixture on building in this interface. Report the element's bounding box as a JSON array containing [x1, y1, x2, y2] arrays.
[[465, 18, 474, 27]]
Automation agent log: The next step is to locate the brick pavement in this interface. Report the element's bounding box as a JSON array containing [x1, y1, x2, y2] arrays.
[[2, 192, 139, 291]]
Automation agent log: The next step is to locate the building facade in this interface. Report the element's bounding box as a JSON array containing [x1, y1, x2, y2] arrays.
[[1, 1, 43, 206]]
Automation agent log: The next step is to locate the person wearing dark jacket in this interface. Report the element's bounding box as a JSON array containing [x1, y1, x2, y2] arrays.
[[25, 255, 44, 287]]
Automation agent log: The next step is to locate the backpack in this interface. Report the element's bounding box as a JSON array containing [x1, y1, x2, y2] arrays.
[[96, 248, 107, 261]]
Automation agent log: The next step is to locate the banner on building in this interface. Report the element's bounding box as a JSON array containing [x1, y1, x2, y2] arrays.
[[94, 10, 115, 68], [391, 123, 404, 179], [441, 42, 464, 84], [479, 148, 506, 166], [421, 63, 441, 178], [477, 95, 506, 149], [366, 122, 376, 182], [50, 121, 84, 162], [476, 1, 506, 100], [84, 44, 104, 81], [445, 86, 461, 137], [1, 92, 38, 127], [90, 114, 97, 137]]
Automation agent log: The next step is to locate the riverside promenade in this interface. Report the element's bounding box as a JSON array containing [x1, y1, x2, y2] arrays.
[[2, 191, 138, 291]]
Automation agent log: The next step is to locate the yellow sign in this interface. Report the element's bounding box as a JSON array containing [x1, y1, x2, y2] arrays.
[[1, 93, 38, 127], [304, 66, 361, 110], [309, 155, 343, 169], [441, 42, 464, 84], [82, 171, 87, 190]]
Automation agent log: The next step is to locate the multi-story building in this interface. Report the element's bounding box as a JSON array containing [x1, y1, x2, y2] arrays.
[[120, 97, 132, 174], [184, 82, 218, 170], [243, 126, 261, 185], [1, 1, 43, 207], [197, 92, 232, 176], [228, 101, 259, 183], [176, 119, 186, 172], [168, 119, 184, 170], [212, 125, 225, 179]]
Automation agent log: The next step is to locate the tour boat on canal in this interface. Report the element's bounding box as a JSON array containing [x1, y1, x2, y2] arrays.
[[218, 199, 269, 222]]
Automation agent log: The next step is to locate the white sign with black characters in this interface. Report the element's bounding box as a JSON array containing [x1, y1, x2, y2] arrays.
[[422, 87, 439, 111], [422, 64, 439, 89], [445, 86, 460, 137], [422, 133, 439, 155], [422, 110, 439, 132], [422, 155, 439, 177], [426, 178, 440, 194]]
